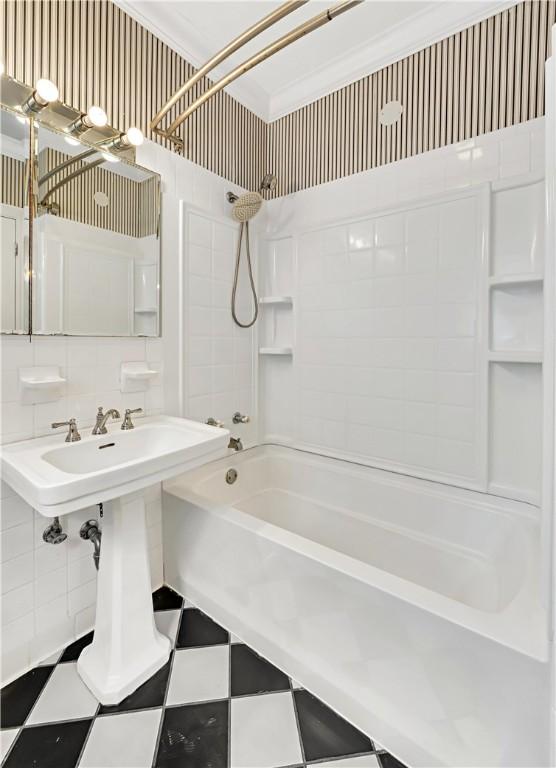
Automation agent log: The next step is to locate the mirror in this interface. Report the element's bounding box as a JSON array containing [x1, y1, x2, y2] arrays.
[[32, 124, 160, 336], [0, 106, 30, 334]]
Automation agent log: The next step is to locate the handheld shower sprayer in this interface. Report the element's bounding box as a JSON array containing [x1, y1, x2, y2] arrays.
[[228, 174, 276, 328]]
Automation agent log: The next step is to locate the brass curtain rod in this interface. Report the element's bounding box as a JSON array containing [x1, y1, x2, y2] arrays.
[[150, 0, 308, 135], [151, 0, 362, 147], [40, 157, 105, 205], [38, 147, 98, 186]]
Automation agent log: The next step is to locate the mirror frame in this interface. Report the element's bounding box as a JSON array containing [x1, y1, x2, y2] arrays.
[[0, 102, 33, 335]]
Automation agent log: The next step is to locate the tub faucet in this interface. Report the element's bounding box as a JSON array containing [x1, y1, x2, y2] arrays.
[[228, 436, 243, 451], [92, 407, 121, 435]]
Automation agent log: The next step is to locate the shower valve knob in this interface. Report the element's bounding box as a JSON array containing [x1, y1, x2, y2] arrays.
[[232, 412, 250, 424]]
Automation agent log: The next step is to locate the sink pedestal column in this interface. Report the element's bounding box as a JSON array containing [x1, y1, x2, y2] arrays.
[[77, 491, 171, 705]]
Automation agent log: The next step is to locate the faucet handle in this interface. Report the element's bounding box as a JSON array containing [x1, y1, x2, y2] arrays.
[[206, 417, 224, 428], [52, 418, 81, 443], [232, 412, 250, 424], [121, 408, 143, 430]]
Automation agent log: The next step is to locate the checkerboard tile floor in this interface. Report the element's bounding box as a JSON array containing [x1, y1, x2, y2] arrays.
[[1, 586, 408, 768]]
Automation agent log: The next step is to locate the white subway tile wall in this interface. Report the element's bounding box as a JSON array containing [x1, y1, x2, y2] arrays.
[[185, 210, 256, 435], [0, 335, 165, 684], [262, 118, 545, 490]]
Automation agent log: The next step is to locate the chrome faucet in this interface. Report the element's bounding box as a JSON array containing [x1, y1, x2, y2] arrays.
[[92, 407, 121, 435], [228, 436, 243, 451], [51, 418, 81, 442]]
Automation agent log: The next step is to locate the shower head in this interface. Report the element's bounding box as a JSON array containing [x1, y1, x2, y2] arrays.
[[260, 173, 277, 192], [230, 190, 263, 222]]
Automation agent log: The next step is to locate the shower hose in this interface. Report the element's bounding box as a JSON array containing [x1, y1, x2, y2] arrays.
[[231, 220, 259, 328]]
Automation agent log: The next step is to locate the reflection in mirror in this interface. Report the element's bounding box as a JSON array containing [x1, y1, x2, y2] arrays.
[[33, 124, 160, 336], [0, 107, 30, 334]]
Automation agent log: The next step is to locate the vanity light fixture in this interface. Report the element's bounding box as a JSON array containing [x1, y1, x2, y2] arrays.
[[102, 126, 144, 151], [64, 136, 81, 146], [20, 78, 59, 115], [66, 105, 108, 137]]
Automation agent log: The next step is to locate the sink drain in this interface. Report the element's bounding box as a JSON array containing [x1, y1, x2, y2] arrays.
[[226, 468, 238, 484]]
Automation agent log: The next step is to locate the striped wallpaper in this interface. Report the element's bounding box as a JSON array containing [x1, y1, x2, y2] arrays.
[[267, 0, 556, 197], [0, 155, 25, 208], [0, 0, 266, 191], [38, 148, 159, 238], [1, 0, 554, 199]]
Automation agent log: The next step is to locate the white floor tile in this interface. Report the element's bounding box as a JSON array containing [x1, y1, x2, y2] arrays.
[[231, 691, 302, 768], [166, 645, 229, 706], [0, 729, 19, 762], [26, 662, 98, 724], [318, 755, 380, 768], [154, 609, 180, 644], [78, 708, 162, 768]]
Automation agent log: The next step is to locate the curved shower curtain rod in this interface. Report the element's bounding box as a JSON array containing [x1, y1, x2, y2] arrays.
[[150, 0, 362, 148]]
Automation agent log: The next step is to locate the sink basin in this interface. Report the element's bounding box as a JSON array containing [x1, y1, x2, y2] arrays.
[[0, 415, 230, 705], [1, 415, 229, 516]]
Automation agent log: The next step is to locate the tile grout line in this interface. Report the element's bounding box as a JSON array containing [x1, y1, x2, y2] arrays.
[[149, 596, 182, 768], [290, 681, 307, 767], [73, 705, 100, 767], [228, 628, 232, 768]]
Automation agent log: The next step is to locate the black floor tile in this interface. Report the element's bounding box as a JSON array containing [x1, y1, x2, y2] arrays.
[[230, 643, 290, 697], [0, 665, 54, 729], [3, 718, 92, 768], [176, 608, 229, 649], [155, 700, 228, 768], [98, 654, 173, 715], [294, 689, 374, 763], [153, 586, 184, 612], [379, 752, 409, 768], [58, 631, 94, 663]]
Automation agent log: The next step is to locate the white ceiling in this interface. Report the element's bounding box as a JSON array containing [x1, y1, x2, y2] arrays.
[[116, 0, 517, 122]]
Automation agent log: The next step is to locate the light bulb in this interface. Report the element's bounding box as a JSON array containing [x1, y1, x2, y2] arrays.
[[101, 151, 119, 163], [125, 127, 144, 147], [35, 78, 59, 104], [87, 105, 108, 128]]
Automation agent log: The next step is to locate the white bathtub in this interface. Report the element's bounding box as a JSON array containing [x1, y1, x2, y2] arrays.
[[163, 445, 550, 768]]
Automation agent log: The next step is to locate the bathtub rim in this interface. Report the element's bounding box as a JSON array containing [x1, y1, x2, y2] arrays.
[[163, 443, 548, 661]]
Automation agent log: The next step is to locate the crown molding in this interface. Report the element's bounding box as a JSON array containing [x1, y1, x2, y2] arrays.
[[114, 0, 519, 125], [266, 0, 518, 121], [113, 0, 270, 120]]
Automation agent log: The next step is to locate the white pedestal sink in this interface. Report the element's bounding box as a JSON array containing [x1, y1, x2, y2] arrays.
[[1, 416, 229, 704]]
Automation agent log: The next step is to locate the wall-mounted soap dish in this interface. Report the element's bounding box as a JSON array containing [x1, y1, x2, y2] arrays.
[[19, 367, 66, 404], [121, 362, 158, 393]]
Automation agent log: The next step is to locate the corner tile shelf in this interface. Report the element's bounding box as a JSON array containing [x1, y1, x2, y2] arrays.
[[488, 351, 543, 364], [259, 296, 293, 306], [488, 273, 543, 287], [259, 347, 293, 356]]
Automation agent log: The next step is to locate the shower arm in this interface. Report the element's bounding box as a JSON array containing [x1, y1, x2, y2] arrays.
[[151, 0, 362, 147]]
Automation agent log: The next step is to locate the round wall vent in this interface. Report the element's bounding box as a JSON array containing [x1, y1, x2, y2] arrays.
[[379, 100, 403, 126], [94, 190, 109, 207]]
